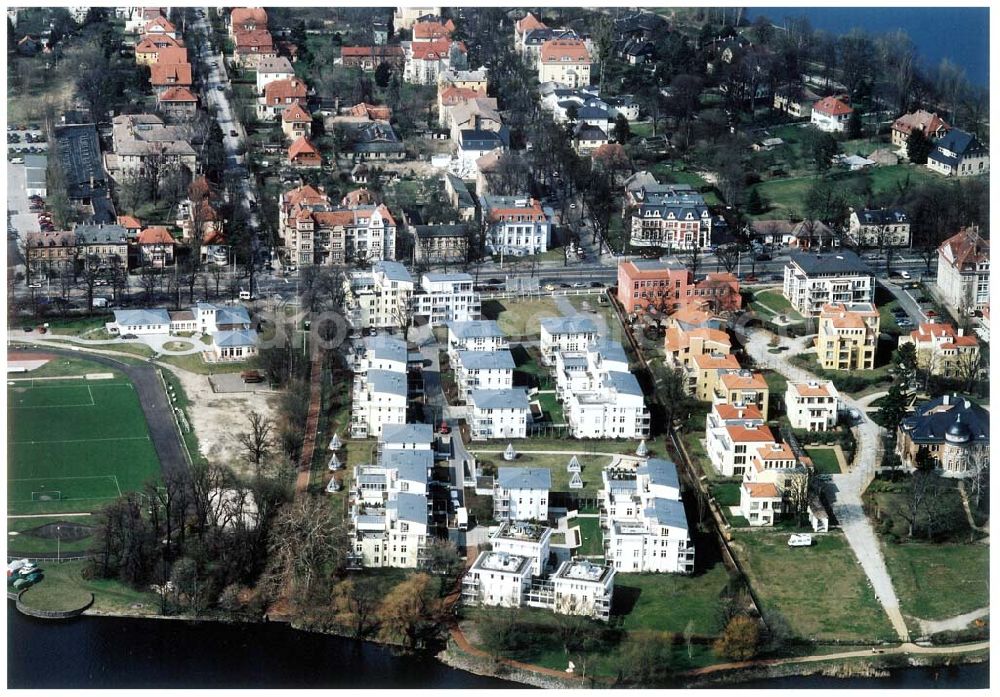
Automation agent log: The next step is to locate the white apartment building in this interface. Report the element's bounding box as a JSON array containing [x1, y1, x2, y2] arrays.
[[785, 381, 840, 432], [344, 261, 415, 330], [461, 551, 534, 607], [447, 320, 507, 361], [551, 559, 614, 621], [490, 521, 552, 576], [936, 228, 990, 313], [412, 273, 482, 326], [494, 467, 551, 521], [600, 458, 695, 574], [380, 423, 434, 451], [783, 251, 875, 316], [847, 208, 911, 248], [479, 195, 553, 256], [704, 403, 771, 477], [540, 316, 599, 365], [454, 349, 515, 401], [537, 38, 592, 88], [469, 388, 530, 440], [352, 335, 409, 374], [554, 340, 650, 440], [349, 439, 433, 569], [350, 368, 407, 439], [740, 442, 800, 527]]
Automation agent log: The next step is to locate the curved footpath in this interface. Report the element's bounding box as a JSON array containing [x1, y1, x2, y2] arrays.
[[744, 329, 909, 641], [8, 328, 206, 355], [12, 343, 190, 485]]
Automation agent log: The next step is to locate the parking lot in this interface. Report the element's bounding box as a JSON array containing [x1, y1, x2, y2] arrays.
[[7, 126, 48, 157]]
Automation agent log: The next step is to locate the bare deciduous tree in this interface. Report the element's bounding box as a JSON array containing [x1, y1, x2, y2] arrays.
[[239, 410, 274, 475]]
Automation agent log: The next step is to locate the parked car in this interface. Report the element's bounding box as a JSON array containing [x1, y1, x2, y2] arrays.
[[121, 333, 137, 340]]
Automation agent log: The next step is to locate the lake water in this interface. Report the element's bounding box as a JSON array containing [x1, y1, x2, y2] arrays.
[[746, 7, 989, 85], [7, 609, 988, 689]]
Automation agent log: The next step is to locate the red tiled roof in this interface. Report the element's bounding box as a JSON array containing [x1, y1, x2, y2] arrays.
[[692, 353, 740, 371], [144, 16, 176, 34], [893, 109, 949, 137], [813, 96, 853, 116], [264, 78, 308, 102], [788, 381, 836, 398], [283, 184, 328, 208], [288, 136, 320, 159], [342, 188, 375, 207], [154, 46, 189, 64], [516, 12, 547, 34], [714, 403, 764, 421], [743, 482, 781, 498], [281, 103, 312, 123], [234, 28, 273, 50], [341, 45, 404, 58], [348, 103, 392, 121], [150, 62, 192, 87], [411, 40, 465, 61], [412, 18, 455, 41], [231, 7, 268, 27], [158, 86, 197, 103], [540, 38, 590, 63], [720, 372, 768, 391], [135, 34, 184, 54], [938, 228, 989, 272], [138, 226, 175, 245], [725, 424, 775, 443], [117, 215, 142, 229]]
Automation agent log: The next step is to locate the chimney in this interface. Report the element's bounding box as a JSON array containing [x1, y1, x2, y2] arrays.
[[958, 328, 964, 337], [943, 394, 950, 406]]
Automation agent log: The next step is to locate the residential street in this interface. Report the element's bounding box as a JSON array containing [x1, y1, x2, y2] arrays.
[[743, 328, 909, 642]]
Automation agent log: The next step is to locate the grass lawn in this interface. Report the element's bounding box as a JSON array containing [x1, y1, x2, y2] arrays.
[[880, 542, 990, 622], [565, 294, 620, 334], [6, 517, 96, 556], [751, 289, 801, 320], [710, 481, 741, 507], [616, 562, 731, 636], [472, 452, 610, 497], [481, 297, 563, 337], [16, 571, 94, 613], [788, 351, 893, 394], [8, 375, 162, 515], [805, 447, 842, 474], [731, 532, 897, 642], [156, 353, 246, 375], [535, 391, 564, 424], [160, 368, 208, 467], [19, 560, 160, 615], [573, 516, 603, 556], [476, 437, 648, 456], [42, 315, 115, 336]]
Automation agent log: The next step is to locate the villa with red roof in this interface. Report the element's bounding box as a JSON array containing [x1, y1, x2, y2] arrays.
[[898, 322, 980, 378], [810, 96, 853, 133], [287, 137, 321, 168], [157, 86, 198, 119], [281, 103, 312, 140]]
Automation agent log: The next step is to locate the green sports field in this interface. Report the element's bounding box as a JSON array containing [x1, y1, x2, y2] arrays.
[[7, 373, 162, 515]]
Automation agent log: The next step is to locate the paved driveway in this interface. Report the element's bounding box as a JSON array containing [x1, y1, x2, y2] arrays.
[[744, 327, 909, 641]]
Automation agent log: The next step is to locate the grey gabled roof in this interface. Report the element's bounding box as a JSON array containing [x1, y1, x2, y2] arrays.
[[367, 369, 408, 397], [645, 496, 688, 530], [374, 260, 413, 283], [638, 457, 680, 490], [381, 422, 434, 446], [382, 448, 433, 482], [497, 467, 551, 491], [789, 250, 872, 276], [590, 338, 628, 364], [457, 349, 515, 371], [114, 309, 170, 326], [857, 208, 909, 226], [541, 316, 598, 336], [470, 388, 529, 411], [390, 492, 428, 524], [413, 223, 468, 238], [449, 319, 504, 339], [74, 224, 128, 244], [424, 272, 473, 282], [366, 335, 408, 364], [214, 329, 257, 347], [604, 370, 643, 397]]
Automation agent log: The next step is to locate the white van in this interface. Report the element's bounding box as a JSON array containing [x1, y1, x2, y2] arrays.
[[238, 289, 252, 301], [92, 297, 109, 308]]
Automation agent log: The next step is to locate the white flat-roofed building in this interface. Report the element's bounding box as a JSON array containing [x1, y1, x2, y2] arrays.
[[455, 349, 515, 400], [554, 339, 630, 400], [461, 551, 534, 608], [350, 368, 407, 439], [494, 467, 551, 521], [490, 521, 552, 576], [470, 388, 530, 440], [447, 320, 507, 361], [540, 316, 599, 365], [413, 272, 481, 326], [600, 458, 694, 574], [785, 381, 840, 432], [783, 251, 875, 316], [343, 260, 415, 329], [551, 559, 614, 621]]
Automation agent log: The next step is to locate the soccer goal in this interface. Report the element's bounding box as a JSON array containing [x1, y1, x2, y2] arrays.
[[31, 490, 62, 502]]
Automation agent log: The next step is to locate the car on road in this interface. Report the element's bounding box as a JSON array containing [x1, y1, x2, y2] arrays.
[[571, 282, 586, 288], [22, 326, 33, 332], [543, 283, 555, 291], [569, 203, 577, 209], [230, 130, 238, 137], [899, 270, 911, 279], [121, 333, 137, 340], [216, 85, 225, 91], [589, 281, 605, 287]]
